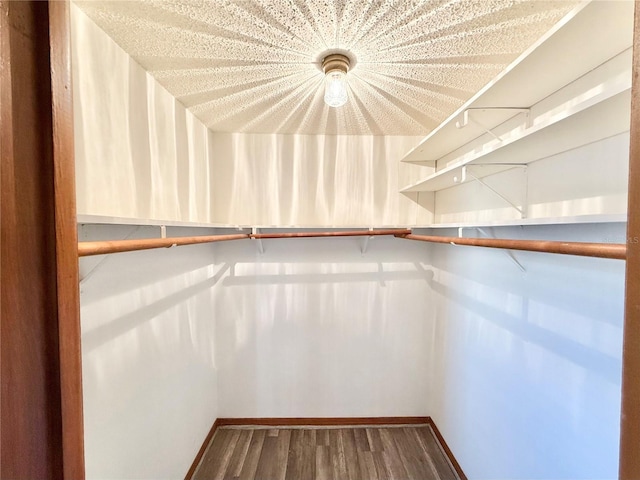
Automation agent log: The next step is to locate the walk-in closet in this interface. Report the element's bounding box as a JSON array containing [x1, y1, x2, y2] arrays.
[[2, 1, 640, 479]]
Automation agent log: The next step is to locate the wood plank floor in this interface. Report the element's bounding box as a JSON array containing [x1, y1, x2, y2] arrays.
[[193, 425, 460, 480]]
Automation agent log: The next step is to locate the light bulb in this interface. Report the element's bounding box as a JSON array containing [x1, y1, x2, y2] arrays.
[[324, 70, 348, 108], [321, 53, 350, 107]]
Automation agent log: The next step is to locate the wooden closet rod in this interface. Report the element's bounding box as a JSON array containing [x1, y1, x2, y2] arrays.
[[77, 229, 625, 259], [77, 233, 250, 257], [77, 229, 411, 257], [396, 234, 626, 260], [250, 229, 411, 239]]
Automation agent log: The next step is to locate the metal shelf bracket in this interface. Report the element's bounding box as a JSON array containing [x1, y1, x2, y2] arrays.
[[455, 107, 531, 141], [79, 225, 142, 286], [160, 225, 178, 248], [361, 227, 375, 255], [251, 227, 264, 254], [458, 226, 526, 272], [456, 165, 528, 218]]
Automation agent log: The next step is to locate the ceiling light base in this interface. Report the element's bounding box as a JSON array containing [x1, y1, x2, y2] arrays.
[[322, 53, 350, 75]]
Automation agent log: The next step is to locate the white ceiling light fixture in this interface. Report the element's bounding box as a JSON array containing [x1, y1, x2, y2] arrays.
[[322, 54, 350, 108]]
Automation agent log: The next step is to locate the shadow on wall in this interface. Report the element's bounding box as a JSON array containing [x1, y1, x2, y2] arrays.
[[429, 278, 619, 384], [209, 132, 423, 226], [79, 226, 222, 479], [425, 224, 625, 480], [212, 235, 435, 418], [72, 3, 214, 223], [82, 262, 230, 353], [221, 263, 432, 287], [78, 225, 223, 301]]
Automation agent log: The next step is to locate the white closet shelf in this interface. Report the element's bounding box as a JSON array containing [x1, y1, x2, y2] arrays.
[[401, 83, 631, 193], [401, 0, 634, 166], [76, 215, 414, 230], [413, 214, 627, 230], [76, 214, 627, 231], [77, 214, 231, 229]]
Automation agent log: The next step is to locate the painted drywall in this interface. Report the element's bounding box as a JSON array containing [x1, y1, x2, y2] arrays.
[[210, 132, 429, 226], [212, 235, 433, 417], [77, 222, 626, 479], [425, 223, 626, 479], [72, 4, 214, 223], [79, 225, 221, 479]]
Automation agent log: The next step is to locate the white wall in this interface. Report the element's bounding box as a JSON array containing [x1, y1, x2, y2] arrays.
[[78, 227, 434, 478], [212, 235, 433, 417], [78, 222, 626, 479], [79, 225, 221, 479], [72, 4, 215, 223], [209, 132, 427, 227], [425, 223, 626, 479]]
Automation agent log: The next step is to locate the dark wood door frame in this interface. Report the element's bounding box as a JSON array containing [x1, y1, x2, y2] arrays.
[[620, 1, 640, 479], [1, 1, 84, 478]]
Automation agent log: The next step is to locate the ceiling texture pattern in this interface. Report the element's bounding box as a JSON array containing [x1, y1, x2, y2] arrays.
[[75, 0, 580, 135]]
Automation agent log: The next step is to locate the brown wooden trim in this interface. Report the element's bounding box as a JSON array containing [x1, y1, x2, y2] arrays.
[[49, 1, 85, 477], [1, 1, 70, 477], [251, 229, 412, 239], [398, 234, 626, 260], [426, 418, 467, 480], [216, 416, 430, 427], [78, 233, 250, 257], [184, 418, 221, 480], [620, 1, 640, 478]]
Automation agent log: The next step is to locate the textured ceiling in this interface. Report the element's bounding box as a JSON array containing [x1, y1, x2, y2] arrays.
[[74, 0, 580, 135]]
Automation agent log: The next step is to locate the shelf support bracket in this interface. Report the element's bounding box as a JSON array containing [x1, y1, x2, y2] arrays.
[[455, 107, 531, 141], [458, 227, 526, 273], [159, 225, 178, 248], [80, 225, 142, 286], [460, 165, 528, 218], [361, 227, 375, 255], [251, 227, 264, 254]]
